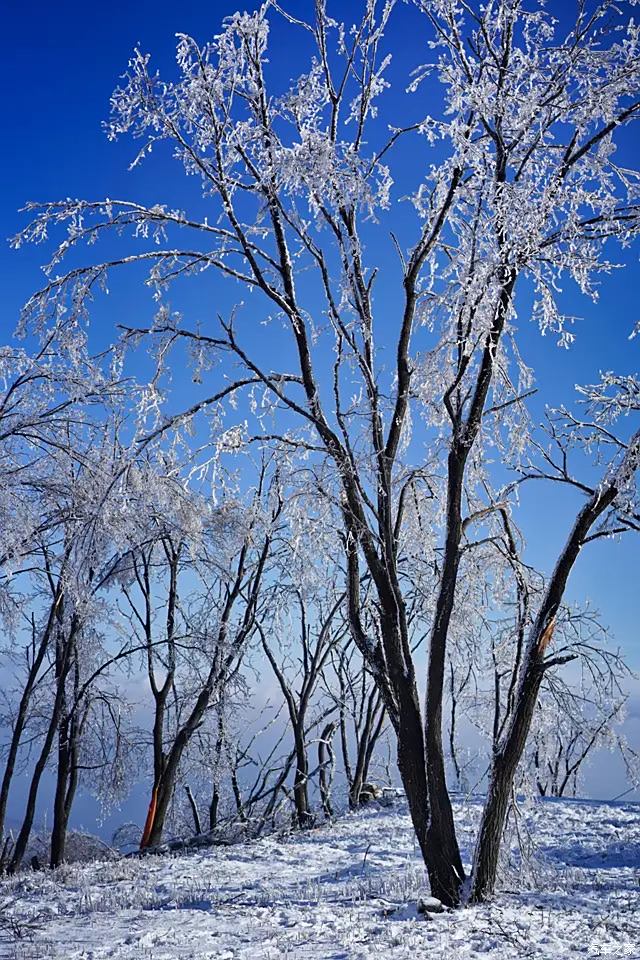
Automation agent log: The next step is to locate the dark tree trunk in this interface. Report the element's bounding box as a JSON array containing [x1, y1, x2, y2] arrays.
[[146, 743, 180, 846], [470, 658, 544, 902], [470, 482, 619, 903], [420, 268, 516, 905], [147, 776, 172, 846], [0, 694, 38, 854], [318, 721, 336, 818], [50, 637, 83, 869], [185, 784, 202, 835], [394, 680, 464, 907], [8, 690, 65, 873], [138, 675, 172, 848], [49, 741, 79, 869], [8, 618, 76, 875], [209, 712, 225, 831], [230, 761, 247, 823], [50, 641, 81, 869], [209, 787, 220, 832], [349, 693, 385, 808], [0, 603, 58, 846], [292, 724, 313, 828], [0, 835, 13, 873], [145, 677, 226, 845], [423, 447, 468, 904], [50, 716, 71, 868], [337, 679, 354, 802], [346, 525, 465, 905]]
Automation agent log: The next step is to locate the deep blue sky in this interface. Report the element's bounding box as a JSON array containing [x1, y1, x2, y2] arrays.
[[1, 0, 639, 823]]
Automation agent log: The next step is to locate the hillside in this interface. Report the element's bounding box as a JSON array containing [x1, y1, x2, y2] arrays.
[[1, 796, 638, 959]]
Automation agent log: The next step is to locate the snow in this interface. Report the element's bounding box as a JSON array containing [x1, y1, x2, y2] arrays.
[[2, 796, 639, 959]]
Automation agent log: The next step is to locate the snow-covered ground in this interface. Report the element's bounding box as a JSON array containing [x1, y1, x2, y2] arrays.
[[1, 796, 639, 959]]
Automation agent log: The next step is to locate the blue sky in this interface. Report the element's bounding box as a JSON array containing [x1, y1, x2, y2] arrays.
[[1, 0, 639, 827]]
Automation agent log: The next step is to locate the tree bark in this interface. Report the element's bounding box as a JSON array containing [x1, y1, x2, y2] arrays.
[[50, 715, 72, 868], [349, 692, 385, 808], [8, 687, 65, 873], [0, 606, 56, 847], [50, 705, 81, 869], [470, 480, 621, 902], [318, 721, 336, 818], [185, 784, 202, 835], [292, 722, 313, 828]]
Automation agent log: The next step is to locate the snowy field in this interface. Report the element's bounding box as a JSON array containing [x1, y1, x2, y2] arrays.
[[1, 796, 638, 960]]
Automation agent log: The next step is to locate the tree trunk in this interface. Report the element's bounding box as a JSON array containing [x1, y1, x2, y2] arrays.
[[50, 717, 71, 868], [209, 786, 220, 832], [0, 835, 13, 873], [185, 784, 202, 835], [0, 661, 47, 845], [393, 679, 464, 907], [318, 721, 336, 818], [9, 690, 66, 873], [230, 762, 247, 823], [209, 712, 225, 831], [145, 695, 212, 846], [470, 482, 620, 902], [292, 724, 313, 828], [50, 712, 80, 869], [146, 761, 176, 847], [470, 658, 544, 902], [0, 598, 61, 846], [423, 446, 468, 905], [8, 619, 76, 875], [349, 695, 385, 807], [0, 694, 38, 856]]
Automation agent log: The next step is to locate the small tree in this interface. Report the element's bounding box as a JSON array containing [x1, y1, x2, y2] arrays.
[[327, 632, 387, 809], [258, 579, 344, 828], [123, 475, 279, 849]]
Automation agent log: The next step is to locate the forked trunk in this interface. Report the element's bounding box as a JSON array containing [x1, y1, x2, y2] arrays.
[[394, 681, 464, 907], [348, 694, 385, 808], [0, 604, 58, 845]]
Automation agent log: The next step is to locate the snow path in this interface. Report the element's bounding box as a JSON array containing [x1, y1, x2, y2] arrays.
[[1, 797, 638, 959]]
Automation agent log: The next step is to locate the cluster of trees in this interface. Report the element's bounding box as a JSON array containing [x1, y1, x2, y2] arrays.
[[0, 384, 391, 870], [2, 0, 639, 907]]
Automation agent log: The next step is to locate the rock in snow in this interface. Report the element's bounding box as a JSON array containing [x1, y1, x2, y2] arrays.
[[416, 895, 445, 914]]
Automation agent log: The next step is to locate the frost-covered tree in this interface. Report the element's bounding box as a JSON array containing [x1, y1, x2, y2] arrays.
[[327, 637, 388, 809], [0, 329, 120, 619], [257, 558, 346, 828], [123, 468, 278, 849], [1, 417, 141, 872], [12, 0, 640, 903]]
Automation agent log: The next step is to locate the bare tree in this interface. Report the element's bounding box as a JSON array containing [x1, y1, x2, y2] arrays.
[[258, 577, 344, 828], [130, 485, 279, 848], [327, 640, 387, 809], [13, 1, 640, 904], [0, 574, 63, 860], [471, 391, 640, 900]]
